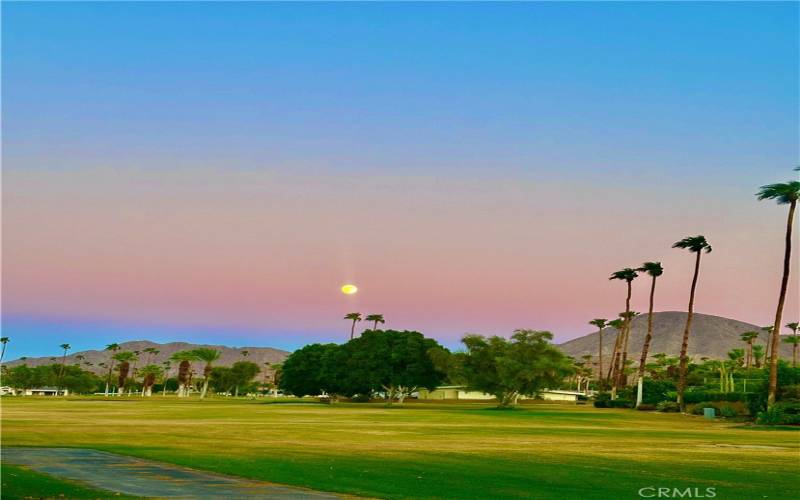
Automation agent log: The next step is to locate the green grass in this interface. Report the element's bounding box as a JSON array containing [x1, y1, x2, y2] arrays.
[[1, 463, 139, 499], [2, 397, 799, 499]]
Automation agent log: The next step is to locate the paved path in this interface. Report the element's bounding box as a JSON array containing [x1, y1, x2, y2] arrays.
[[2, 447, 345, 498]]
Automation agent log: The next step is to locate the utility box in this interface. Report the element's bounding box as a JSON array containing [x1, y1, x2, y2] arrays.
[[703, 407, 716, 419]]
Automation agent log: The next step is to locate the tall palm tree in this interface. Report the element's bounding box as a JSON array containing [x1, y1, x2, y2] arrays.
[[161, 361, 172, 396], [138, 365, 164, 397], [609, 268, 638, 387], [761, 326, 774, 360], [365, 314, 386, 331], [192, 348, 221, 399], [752, 345, 766, 368], [0, 337, 9, 364], [757, 176, 799, 406], [344, 312, 362, 340], [783, 336, 800, 368], [234, 350, 251, 397], [170, 351, 197, 397], [589, 319, 608, 381], [616, 311, 639, 387], [787, 322, 799, 367], [112, 351, 137, 396], [103, 343, 121, 396], [636, 262, 664, 380], [57, 343, 71, 395], [605, 318, 625, 383], [740, 331, 759, 369], [673, 235, 712, 412]]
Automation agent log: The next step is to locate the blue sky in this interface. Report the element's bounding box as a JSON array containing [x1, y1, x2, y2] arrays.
[[3, 1, 798, 359]]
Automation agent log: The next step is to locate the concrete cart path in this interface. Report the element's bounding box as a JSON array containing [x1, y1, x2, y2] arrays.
[[2, 447, 346, 498]]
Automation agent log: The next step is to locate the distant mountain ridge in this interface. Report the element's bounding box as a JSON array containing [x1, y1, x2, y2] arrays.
[[3, 340, 290, 376], [558, 311, 794, 361]]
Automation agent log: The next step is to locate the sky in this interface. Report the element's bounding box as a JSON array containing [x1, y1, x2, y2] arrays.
[[2, 2, 798, 359]]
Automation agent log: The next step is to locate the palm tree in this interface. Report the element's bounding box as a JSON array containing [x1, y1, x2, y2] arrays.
[[757, 175, 799, 406], [103, 343, 121, 396], [0, 337, 9, 364], [762, 326, 774, 360], [365, 314, 386, 331], [142, 347, 159, 365], [615, 311, 639, 388], [786, 322, 799, 367], [161, 361, 172, 396], [112, 351, 137, 396], [589, 319, 608, 381], [192, 348, 221, 399], [740, 331, 759, 369], [636, 262, 663, 381], [170, 351, 197, 397], [752, 344, 766, 368], [138, 365, 164, 397], [783, 336, 800, 368], [673, 235, 712, 411], [605, 318, 625, 383], [57, 343, 71, 395], [235, 350, 250, 397], [344, 312, 362, 340], [609, 268, 638, 387]]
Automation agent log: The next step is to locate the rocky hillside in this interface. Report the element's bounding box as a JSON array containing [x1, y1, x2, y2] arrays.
[[3, 340, 290, 376], [558, 311, 794, 361]]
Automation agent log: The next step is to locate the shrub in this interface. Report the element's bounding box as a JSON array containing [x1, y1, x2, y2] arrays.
[[593, 392, 611, 408], [350, 393, 372, 403], [779, 384, 800, 400], [690, 402, 715, 415], [719, 405, 740, 418], [657, 401, 680, 412], [757, 406, 785, 425], [636, 404, 656, 411], [683, 391, 746, 404], [608, 399, 634, 409], [640, 379, 677, 405]]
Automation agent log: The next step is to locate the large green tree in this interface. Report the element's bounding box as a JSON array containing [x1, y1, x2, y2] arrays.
[[345, 329, 446, 404], [636, 262, 664, 380], [460, 330, 572, 407], [672, 235, 712, 412], [757, 176, 799, 406]]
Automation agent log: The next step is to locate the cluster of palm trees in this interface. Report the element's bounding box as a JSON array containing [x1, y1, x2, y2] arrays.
[[97, 344, 222, 399], [585, 170, 798, 411], [343, 313, 385, 340], [168, 348, 220, 398]]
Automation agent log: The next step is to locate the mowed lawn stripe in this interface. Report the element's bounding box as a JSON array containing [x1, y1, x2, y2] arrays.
[[2, 398, 798, 499]]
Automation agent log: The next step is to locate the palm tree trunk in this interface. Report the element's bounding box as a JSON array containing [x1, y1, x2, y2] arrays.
[[637, 276, 657, 380], [768, 200, 796, 406], [617, 281, 633, 389], [606, 330, 621, 382], [350, 320, 356, 340], [597, 327, 604, 381], [677, 250, 702, 412]]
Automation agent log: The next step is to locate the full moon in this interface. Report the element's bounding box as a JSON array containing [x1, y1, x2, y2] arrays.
[[340, 284, 358, 295]]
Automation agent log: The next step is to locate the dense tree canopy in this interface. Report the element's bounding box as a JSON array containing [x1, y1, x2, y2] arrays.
[[3, 364, 102, 394], [279, 330, 447, 403], [459, 330, 573, 407]]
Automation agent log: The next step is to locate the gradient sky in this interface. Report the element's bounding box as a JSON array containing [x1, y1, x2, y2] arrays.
[[3, 2, 798, 359]]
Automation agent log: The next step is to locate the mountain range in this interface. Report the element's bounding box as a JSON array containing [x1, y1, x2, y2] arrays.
[[557, 311, 794, 361], [5, 312, 796, 375], [3, 341, 289, 377]]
